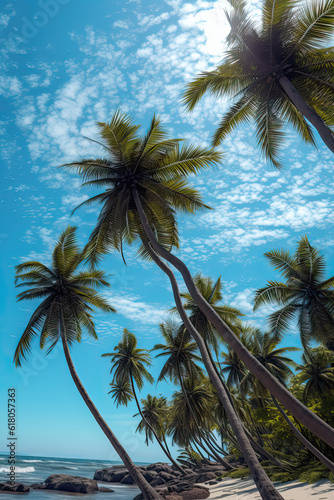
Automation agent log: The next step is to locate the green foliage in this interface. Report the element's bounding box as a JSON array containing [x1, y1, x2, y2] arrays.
[[223, 467, 251, 478], [183, 0, 334, 166], [61, 112, 222, 264], [270, 472, 296, 483], [14, 226, 115, 366], [254, 236, 334, 350], [299, 468, 329, 483]]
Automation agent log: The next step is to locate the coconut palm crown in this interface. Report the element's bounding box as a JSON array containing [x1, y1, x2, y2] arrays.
[[14, 226, 115, 366], [61, 112, 222, 264], [183, 0, 334, 167], [254, 235, 334, 350]]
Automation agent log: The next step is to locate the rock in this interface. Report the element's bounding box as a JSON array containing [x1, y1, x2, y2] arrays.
[[31, 483, 47, 489], [94, 467, 129, 482], [182, 468, 194, 475], [42, 474, 98, 493], [180, 487, 210, 499], [195, 472, 217, 483], [207, 480, 218, 485], [194, 465, 226, 475], [0, 482, 30, 493], [146, 463, 175, 474], [160, 472, 175, 482], [165, 496, 183, 500], [141, 470, 158, 483], [120, 474, 134, 485], [98, 486, 115, 492], [151, 477, 166, 487]]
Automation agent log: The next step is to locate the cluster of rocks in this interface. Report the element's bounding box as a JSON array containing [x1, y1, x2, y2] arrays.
[[0, 461, 228, 498], [95, 462, 227, 499], [31, 474, 113, 494]]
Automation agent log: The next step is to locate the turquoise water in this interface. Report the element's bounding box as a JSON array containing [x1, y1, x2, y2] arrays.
[[0, 454, 142, 499]]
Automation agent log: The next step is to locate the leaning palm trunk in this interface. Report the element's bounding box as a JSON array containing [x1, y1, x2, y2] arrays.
[[278, 74, 334, 154], [132, 189, 334, 449], [218, 375, 286, 470], [129, 375, 185, 475], [140, 242, 284, 500], [271, 396, 334, 473], [176, 363, 233, 470], [59, 311, 162, 500]]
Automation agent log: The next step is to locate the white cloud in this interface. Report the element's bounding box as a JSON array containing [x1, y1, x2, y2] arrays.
[[0, 75, 22, 96], [106, 293, 169, 325], [113, 20, 129, 29]]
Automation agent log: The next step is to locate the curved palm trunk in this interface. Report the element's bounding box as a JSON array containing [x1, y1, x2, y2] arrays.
[[59, 313, 162, 500], [192, 440, 209, 463], [206, 431, 228, 456], [271, 396, 334, 473], [176, 363, 233, 470], [132, 189, 334, 449], [139, 240, 284, 500], [129, 375, 185, 475], [278, 74, 334, 154], [219, 377, 286, 469]]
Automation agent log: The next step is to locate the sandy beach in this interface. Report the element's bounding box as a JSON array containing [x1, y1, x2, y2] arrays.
[[199, 477, 334, 499]]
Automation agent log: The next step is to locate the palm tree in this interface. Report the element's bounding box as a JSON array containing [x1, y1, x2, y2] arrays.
[[240, 329, 300, 394], [14, 226, 161, 500], [135, 395, 172, 456], [242, 331, 334, 472], [173, 274, 243, 362], [295, 347, 334, 401], [152, 319, 204, 385], [102, 328, 184, 473], [254, 235, 334, 351], [153, 320, 233, 469], [182, 0, 334, 166], [63, 111, 333, 495]]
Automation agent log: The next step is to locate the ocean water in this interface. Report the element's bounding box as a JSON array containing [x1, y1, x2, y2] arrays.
[[0, 454, 142, 499]]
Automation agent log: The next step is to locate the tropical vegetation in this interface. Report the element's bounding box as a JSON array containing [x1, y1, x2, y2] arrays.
[[13, 1, 334, 499]]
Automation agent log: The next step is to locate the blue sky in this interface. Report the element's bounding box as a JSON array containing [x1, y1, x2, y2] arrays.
[[1, 0, 334, 464]]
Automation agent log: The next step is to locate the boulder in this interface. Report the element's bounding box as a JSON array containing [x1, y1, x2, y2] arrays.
[[160, 472, 175, 482], [0, 482, 30, 493], [194, 465, 226, 475], [120, 474, 135, 485], [146, 463, 175, 474], [98, 486, 115, 492], [195, 472, 217, 483], [39, 474, 98, 493], [207, 480, 218, 485], [141, 470, 158, 483], [180, 487, 210, 499], [94, 467, 129, 482], [150, 477, 166, 487]]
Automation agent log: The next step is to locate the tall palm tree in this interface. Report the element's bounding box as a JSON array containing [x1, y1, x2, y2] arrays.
[[102, 328, 184, 473], [152, 320, 232, 469], [152, 319, 204, 385], [254, 235, 334, 351], [240, 329, 300, 394], [135, 395, 172, 455], [63, 112, 333, 496], [14, 227, 161, 500], [173, 274, 243, 362], [182, 0, 334, 167]]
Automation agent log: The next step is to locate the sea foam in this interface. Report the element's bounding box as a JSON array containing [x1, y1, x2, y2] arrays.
[[0, 466, 35, 473]]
